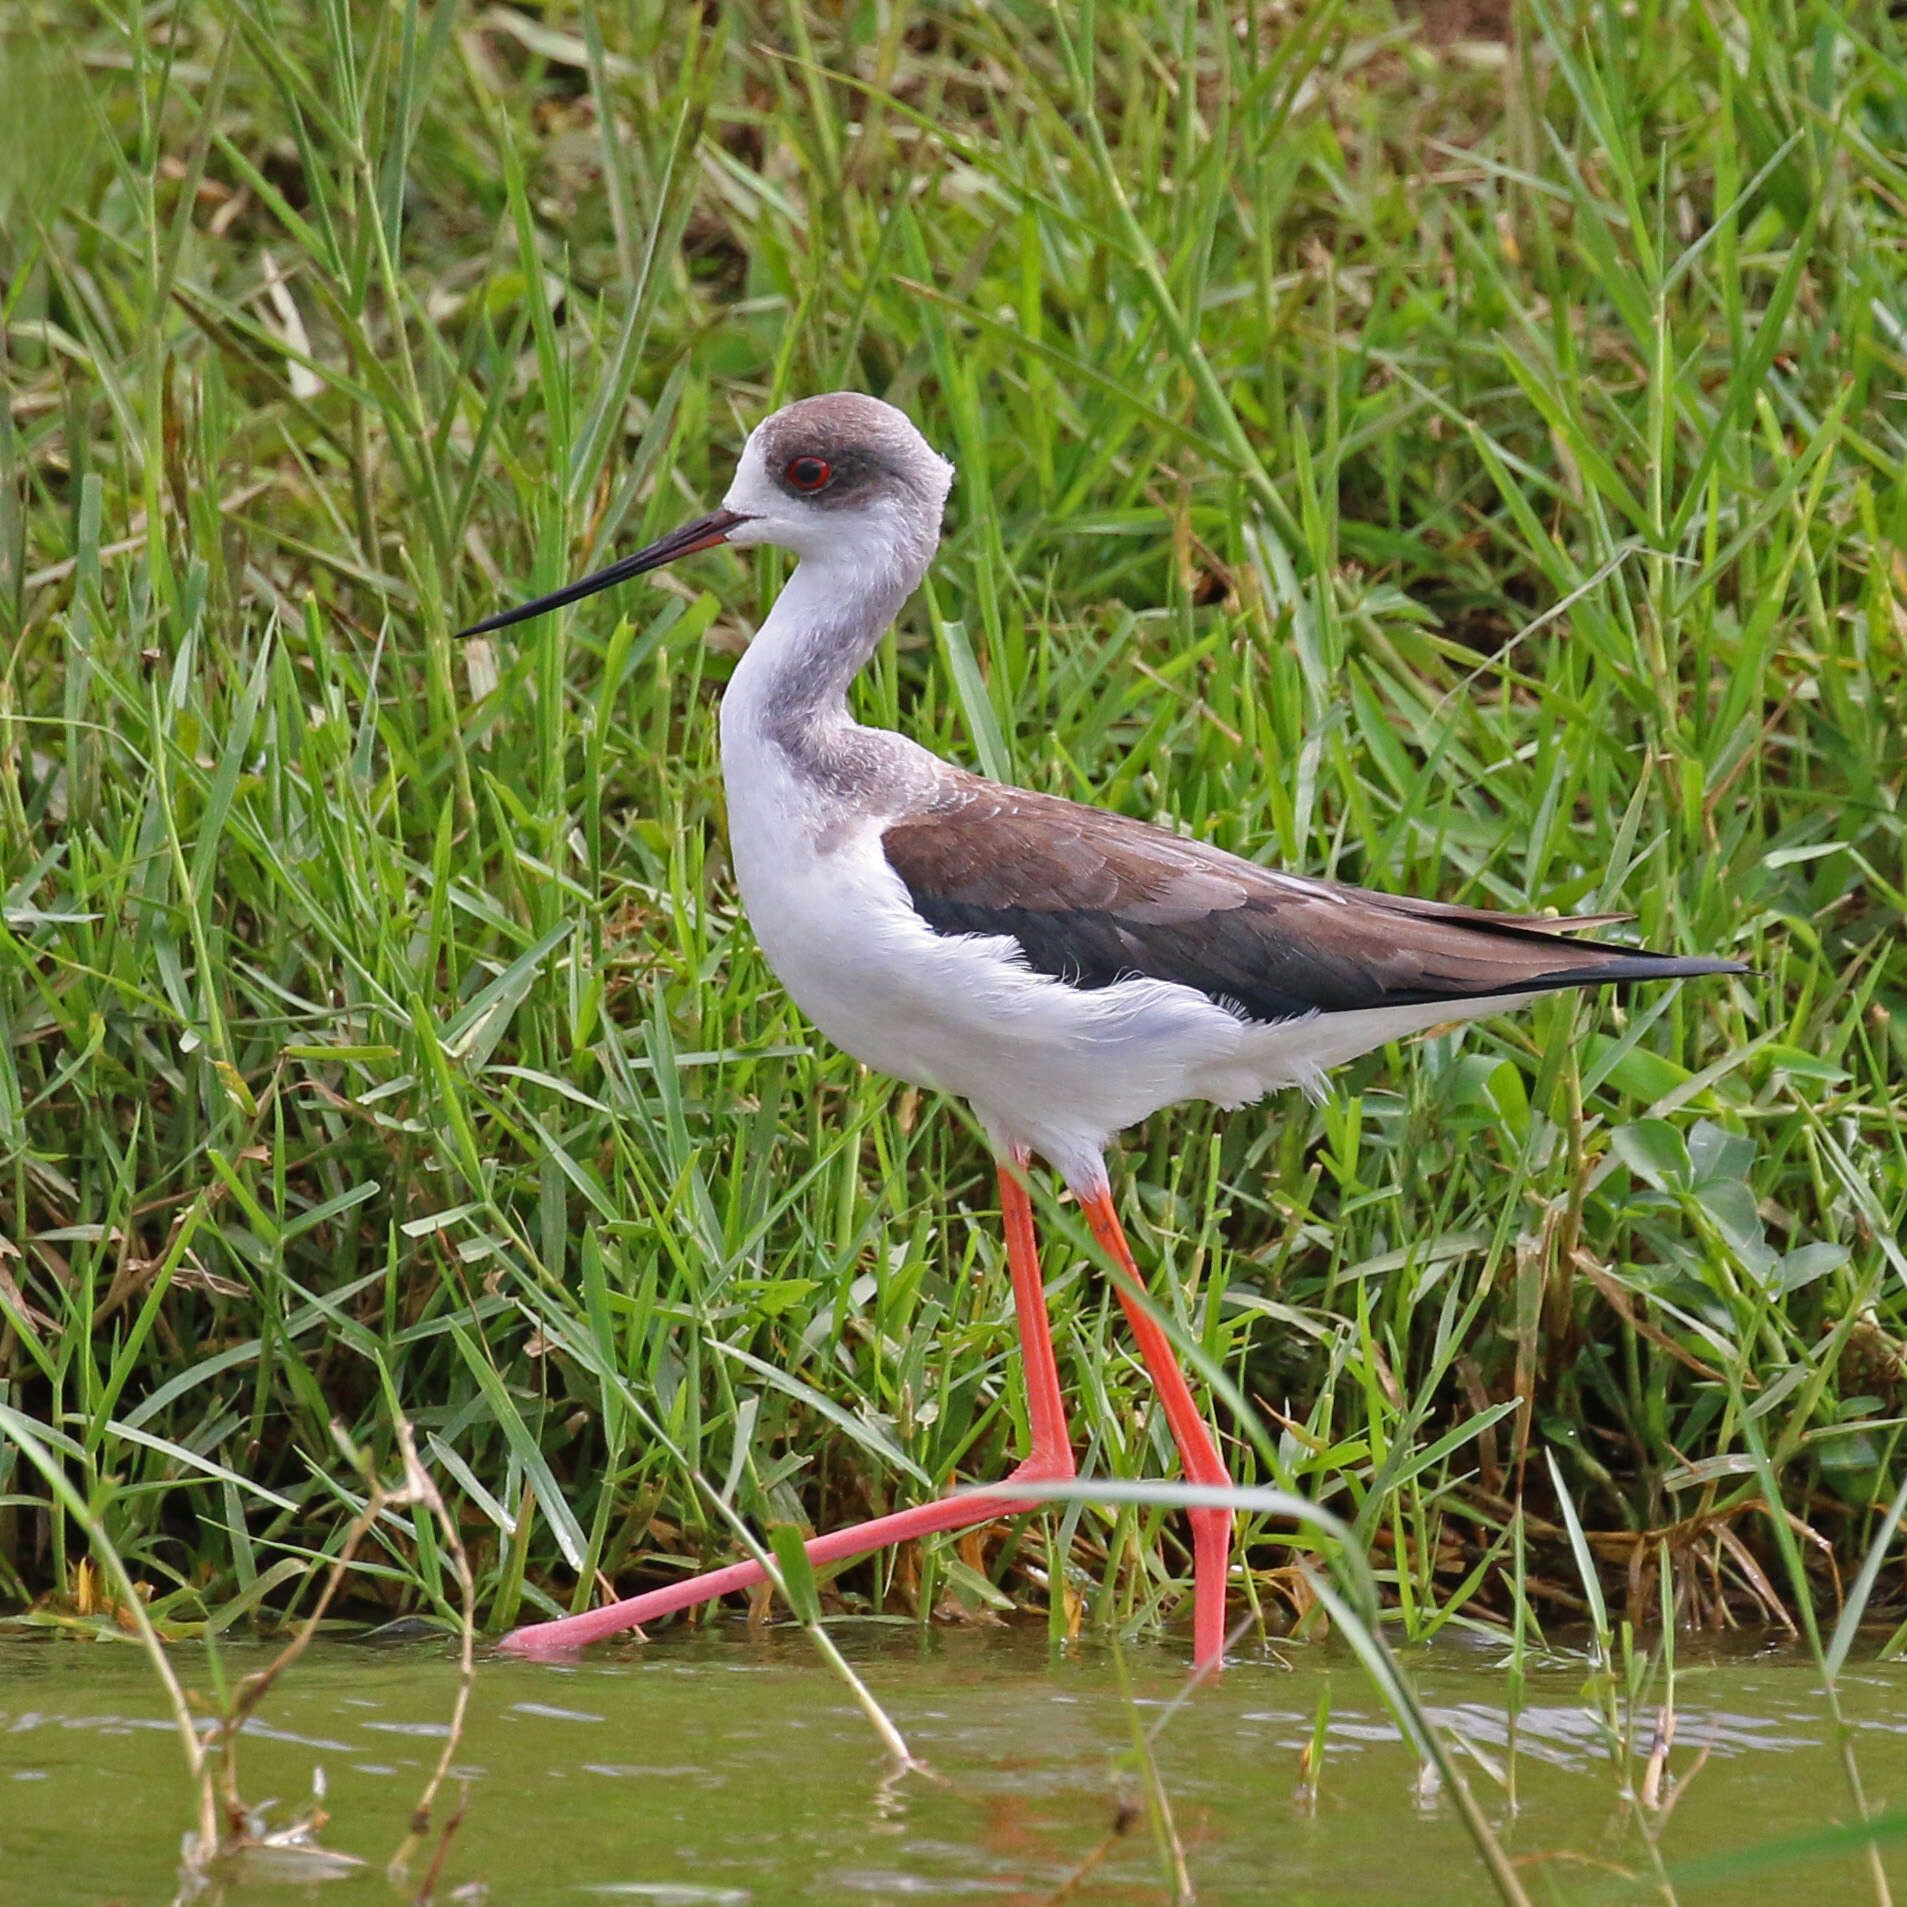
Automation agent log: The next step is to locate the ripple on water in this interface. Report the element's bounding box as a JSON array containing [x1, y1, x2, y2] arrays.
[[580, 1763, 708, 1778], [834, 1869, 1032, 1897], [577, 1887, 752, 1904]]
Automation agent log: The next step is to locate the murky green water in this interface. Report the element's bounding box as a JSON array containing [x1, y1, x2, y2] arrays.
[[5, 1624, 1906, 1903]]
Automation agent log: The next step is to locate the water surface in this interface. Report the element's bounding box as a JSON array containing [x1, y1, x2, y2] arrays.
[[5, 1624, 1906, 1903]]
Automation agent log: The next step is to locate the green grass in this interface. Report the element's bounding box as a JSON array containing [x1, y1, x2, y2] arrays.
[[2, 0, 1904, 1693]]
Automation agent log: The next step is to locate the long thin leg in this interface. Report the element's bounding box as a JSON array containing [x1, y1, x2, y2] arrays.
[[1000, 1150, 1072, 1475], [498, 1156, 1074, 1656], [1078, 1184, 1231, 1670]]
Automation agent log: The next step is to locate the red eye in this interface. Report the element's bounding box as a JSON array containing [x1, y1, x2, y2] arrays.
[[785, 455, 832, 491]]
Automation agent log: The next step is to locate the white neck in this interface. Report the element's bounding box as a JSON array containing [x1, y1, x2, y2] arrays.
[[720, 552, 914, 756]]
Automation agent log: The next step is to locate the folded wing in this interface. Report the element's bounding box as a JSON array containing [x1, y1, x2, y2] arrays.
[[882, 775, 1741, 1025]]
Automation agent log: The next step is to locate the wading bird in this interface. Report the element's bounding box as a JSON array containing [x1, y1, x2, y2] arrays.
[[460, 393, 1741, 1668]]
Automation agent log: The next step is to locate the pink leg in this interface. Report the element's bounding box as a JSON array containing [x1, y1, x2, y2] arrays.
[[498, 1157, 1074, 1656], [1000, 1152, 1073, 1475], [1079, 1185, 1231, 1671]]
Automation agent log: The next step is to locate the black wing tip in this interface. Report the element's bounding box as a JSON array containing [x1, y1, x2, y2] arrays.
[[1509, 953, 1749, 995], [1325, 952, 1748, 1015], [1301, 956, 1745, 1016]]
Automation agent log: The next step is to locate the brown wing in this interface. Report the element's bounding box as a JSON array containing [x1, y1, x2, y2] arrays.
[[882, 776, 1741, 1023]]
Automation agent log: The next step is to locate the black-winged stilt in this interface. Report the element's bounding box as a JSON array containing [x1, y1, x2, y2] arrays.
[[460, 392, 1742, 1668]]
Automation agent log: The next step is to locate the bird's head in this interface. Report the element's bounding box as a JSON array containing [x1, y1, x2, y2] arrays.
[[722, 393, 954, 583], [455, 392, 954, 640]]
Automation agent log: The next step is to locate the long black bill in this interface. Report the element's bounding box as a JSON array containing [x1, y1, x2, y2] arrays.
[[453, 507, 751, 640]]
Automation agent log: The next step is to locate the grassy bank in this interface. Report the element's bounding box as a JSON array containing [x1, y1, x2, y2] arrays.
[[2, 0, 1903, 1663]]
